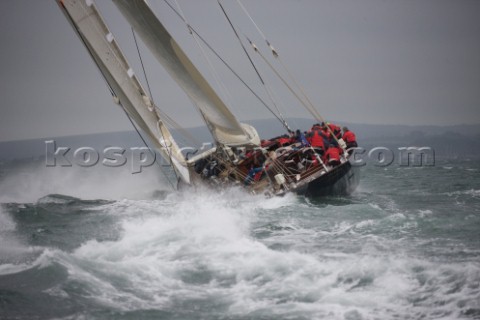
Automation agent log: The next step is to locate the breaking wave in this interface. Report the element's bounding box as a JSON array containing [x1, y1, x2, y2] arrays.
[[2, 189, 478, 319], [1, 159, 480, 319]]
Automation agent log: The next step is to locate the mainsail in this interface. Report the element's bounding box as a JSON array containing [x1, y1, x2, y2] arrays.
[[58, 0, 190, 183], [112, 0, 260, 147]]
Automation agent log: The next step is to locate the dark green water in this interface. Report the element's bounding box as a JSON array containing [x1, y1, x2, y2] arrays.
[[0, 159, 479, 319]]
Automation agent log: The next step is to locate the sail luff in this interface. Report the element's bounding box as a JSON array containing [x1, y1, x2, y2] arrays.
[[112, 0, 259, 146], [58, 0, 190, 183]]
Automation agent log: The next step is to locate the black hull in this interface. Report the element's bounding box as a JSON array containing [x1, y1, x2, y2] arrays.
[[185, 156, 360, 199], [294, 162, 360, 197]]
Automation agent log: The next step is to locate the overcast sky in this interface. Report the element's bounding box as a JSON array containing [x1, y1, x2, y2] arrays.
[[1, 0, 479, 142]]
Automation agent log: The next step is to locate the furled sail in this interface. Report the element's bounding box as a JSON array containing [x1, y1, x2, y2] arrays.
[[112, 0, 260, 147], [58, 0, 190, 183]]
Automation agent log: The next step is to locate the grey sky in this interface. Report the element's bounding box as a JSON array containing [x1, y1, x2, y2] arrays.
[[1, 0, 479, 142]]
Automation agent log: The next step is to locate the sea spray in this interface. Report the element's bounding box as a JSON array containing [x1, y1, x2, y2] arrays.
[[0, 159, 479, 319], [0, 205, 45, 275], [0, 159, 169, 203]]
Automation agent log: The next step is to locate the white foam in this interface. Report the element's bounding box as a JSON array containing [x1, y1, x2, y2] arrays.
[[446, 189, 480, 198], [45, 193, 398, 317], [0, 161, 169, 203], [0, 206, 26, 263], [4, 186, 474, 318], [0, 247, 50, 276], [0, 262, 33, 275], [0, 206, 15, 231], [355, 219, 376, 228], [417, 209, 433, 218], [50, 192, 314, 310]]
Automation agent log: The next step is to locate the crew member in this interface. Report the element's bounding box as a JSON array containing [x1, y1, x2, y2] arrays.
[[342, 126, 358, 149], [277, 134, 292, 146], [327, 122, 342, 139], [323, 146, 341, 166], [244, 165, 263, 185], [307, 125, 326, 154], [295, 129, 310, 147]]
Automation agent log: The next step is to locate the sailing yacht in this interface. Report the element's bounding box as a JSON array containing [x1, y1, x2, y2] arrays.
[[57, 0, 359, 197]]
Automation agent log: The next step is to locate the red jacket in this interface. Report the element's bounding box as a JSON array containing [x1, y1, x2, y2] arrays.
[[328, 123, 342, 139], [277, 137, 292, 146], [308, 130, 325, 149], [323, 146, 340, 164], [342, 130, 356, 143]]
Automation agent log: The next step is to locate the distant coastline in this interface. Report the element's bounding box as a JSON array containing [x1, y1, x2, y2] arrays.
[[1, 118, 479, 160]]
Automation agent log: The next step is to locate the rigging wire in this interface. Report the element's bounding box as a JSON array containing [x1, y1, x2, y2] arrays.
[[235, 0, 318, 117], [236, 0, 344, 148], [103, 78, 179, 190], [246, 38, 321, 121], [121, 106, 177, 190], [236, 0, 268, 44], [62, 11, 179, 189], [172, 0, 234, 109], [131, 28, 154, 100], [247, 37, 343, 148], [156, 108, 201, 148], [162, 0, 289, 132], [130, 27, 181, 185], [132, 12, 199, 148], [216, 0, 291, 133]]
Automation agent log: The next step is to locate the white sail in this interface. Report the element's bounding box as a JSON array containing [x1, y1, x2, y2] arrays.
[[58, 0, 190, 183], [112, 0, 260, 147]]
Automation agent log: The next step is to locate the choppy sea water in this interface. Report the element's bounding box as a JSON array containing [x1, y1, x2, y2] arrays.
[[0, 159, 479, 320]]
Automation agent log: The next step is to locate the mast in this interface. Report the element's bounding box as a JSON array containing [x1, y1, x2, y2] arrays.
[[112, 0, 260, 147], [57, 0, 190, 183]]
